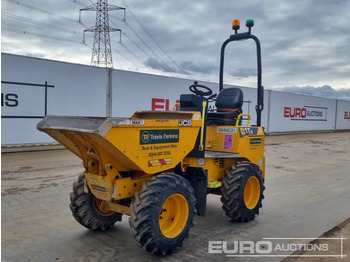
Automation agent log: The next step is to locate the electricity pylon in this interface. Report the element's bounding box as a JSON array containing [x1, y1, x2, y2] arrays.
[[80, 0, 125, 68]]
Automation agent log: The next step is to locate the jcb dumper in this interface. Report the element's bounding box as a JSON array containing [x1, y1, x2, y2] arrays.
[[38, 19, 265, 255]]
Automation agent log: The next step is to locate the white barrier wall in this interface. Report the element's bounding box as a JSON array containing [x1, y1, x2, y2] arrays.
[[111, 70, 269, 128], [1, 53, 107, 144], [1, 53, 349, 146], [111, 70, 203, 116], [336, 100, 350, 130], [267, 91, 337, 133]]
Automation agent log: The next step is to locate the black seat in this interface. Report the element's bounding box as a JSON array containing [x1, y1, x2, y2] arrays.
[[207, 88, 243, 125]]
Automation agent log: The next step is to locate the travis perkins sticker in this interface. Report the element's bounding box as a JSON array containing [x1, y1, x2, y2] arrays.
[[140, 129, 179, 145]]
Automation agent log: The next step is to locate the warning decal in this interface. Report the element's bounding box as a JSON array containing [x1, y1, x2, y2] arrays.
[[148, 158, 172, 167]]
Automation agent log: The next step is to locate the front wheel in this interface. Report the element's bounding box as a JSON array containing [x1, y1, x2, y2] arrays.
[[129, 173, 196, 255], [221, 162, 265, 222], [69, 174, 122, 231]]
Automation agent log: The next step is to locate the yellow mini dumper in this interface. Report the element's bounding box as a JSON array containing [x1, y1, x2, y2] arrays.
[[38, 19, 265, 255]]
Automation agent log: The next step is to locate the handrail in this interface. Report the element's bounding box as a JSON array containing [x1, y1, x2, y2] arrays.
[[172, 102, 180, 111], [235, 113, 251, 127]]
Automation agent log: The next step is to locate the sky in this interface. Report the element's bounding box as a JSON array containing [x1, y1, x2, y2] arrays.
[[2, 0, 350, 100]]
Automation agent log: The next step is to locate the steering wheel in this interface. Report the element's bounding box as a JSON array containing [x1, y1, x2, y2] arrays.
[[189, 81, 213, 97]]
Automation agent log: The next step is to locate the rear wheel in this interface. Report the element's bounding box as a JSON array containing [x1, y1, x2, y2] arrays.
[[69, 174, 122, 231], [129, 173, 196, 255], [221, 162, 264, 222]]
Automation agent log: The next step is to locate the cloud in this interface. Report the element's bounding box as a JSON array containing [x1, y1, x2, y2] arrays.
[[257, 0, 350, 89], [273, 85, 350, 101], [143, 58, 180, 74], [144, 58, 218, 76], [230, 67, 257, 79], [1, 0, 350, 92], [180, 61, 217, 75]]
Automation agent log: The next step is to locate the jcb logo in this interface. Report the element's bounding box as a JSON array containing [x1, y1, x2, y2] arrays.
[[179, 120, 192, 126]]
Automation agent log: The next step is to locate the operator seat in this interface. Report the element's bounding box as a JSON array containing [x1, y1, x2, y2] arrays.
[[207, 88, 243, 125]]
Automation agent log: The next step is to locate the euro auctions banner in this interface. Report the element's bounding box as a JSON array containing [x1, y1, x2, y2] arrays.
[[283, 105, 327, 121], [268, 91, 337, 132]]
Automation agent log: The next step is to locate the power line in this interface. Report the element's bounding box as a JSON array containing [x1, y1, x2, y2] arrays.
[[2, 0, 185, 74], [120, 0, 188, 74], [2, 26, 83, 44], [2, 2, 137, 69], [119, 42, 144, 65], [112, 46, 139, 68], [121, 32, 174, 73], [5, 0, 92, 30], [2, 12, 83, 36], [67, 0, 88, 7], [5, 0, 79, 24], [121, 31, 151, 59], [123, 20, 175, 73], [109, 18, 172, 72], [2, 2, 135, 69], [104, 5, 175, 72]]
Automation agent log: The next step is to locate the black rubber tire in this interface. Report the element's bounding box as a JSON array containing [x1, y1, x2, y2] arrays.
[[221, 162, 265, 222], [129, 173, 196, 255], [69, 174, 122, 231]]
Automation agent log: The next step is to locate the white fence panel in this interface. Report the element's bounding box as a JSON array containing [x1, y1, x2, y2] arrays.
[[111, 69, 269, 127], [1, 54, 107, 145], [111, 70, 215, 116], [268, 91, 337, 132], [1, 54, 349, 146], [336, 100, 350, 130]]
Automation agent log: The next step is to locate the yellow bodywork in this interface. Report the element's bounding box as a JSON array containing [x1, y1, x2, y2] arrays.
[[183, 124, 265, 186], [38, 110, 265, 214], [39, 111, 202, 203]]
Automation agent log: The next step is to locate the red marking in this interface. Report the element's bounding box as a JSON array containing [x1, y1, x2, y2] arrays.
[[133, 170, 145, 177], [345, 112, 350, 120], [284, 107, 307, 118], [217, 108, 240, 112], [159, 159, 167, 165], [152, 98, 169, 111]]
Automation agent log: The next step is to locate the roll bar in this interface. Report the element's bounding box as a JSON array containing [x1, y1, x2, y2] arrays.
[[219, 20, 264, 126]]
